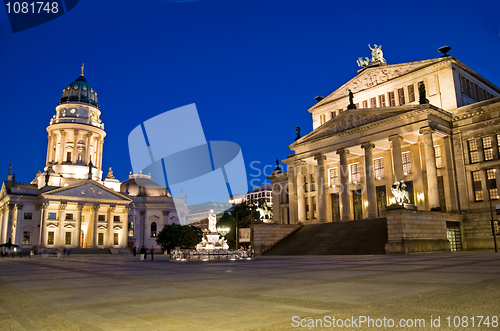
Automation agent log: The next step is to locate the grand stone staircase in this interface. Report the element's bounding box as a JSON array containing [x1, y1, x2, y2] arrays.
[[264, 218, 388, 255]]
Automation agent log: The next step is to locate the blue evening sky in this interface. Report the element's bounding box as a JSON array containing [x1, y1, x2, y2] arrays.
[[1, 0, 499, 194]]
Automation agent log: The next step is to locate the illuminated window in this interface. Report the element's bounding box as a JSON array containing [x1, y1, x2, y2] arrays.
[[472, 171, 482, 201], [23, 231, 30, 245], [350, 163, 360, 183], [398, 88, 405, 105], [374, 158, 384, 179], [329, 168, 338, 187], [24, 212, 32, 220], [65, 232, 72, 245], [312, 196, 317, 219], [128, 221, 134, 237], [468, 140, 479, 163], [151, 222, 157, 237], [98, 233, 104, 245], [402, 152, 411, 175], [47, 231, 55, 245], [48, 212, 56, 220], [483, 137, 493, 161], [310, 173, 316, 192], [487, 169, 498, 200], [370, 97, 377, 108], [113, 233, 119, 245], [305, 197, 309, 220], [408, 84, 415, 103], [388, 91, 396, 106], [434, 146, 442, 168], [379, 94, 386, 107]]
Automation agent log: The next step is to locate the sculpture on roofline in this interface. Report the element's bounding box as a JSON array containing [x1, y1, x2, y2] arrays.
[[391, 180, 410, 205], [368, 44, 386, 64]]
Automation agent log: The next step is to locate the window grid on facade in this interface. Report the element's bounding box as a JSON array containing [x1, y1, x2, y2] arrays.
[[128, 221, 134, 237], [402, 152, 411, 174], [398, 88, 405, 105], [114, 233, 119, 245], [48, 212, 56, 219], [461, 75, 490, 102], [362, 100, 368, 108], [98, 233, 104, 245], [350, 163, 361, 183], [24, 212, 32, 220], [408, 84, 415, 103], [329, 168, 338, 187], [379, 94, 386, 107], [305, 197, 309, 219], [66, 213, 73, 220], [304, 175, 308, 193], [434, 145, 442, 168], [98, 215, 105, 222], [468, 140, 479, 163], [370, 97, 377, 108], [23, 231, 30, 245], [331, 111, 336, 118], [483, 136, 493, 161], [472, 171, 483, 201], [389, 91, 396, 106], [114, 215, 120, 222], [374, 158, 384, 179], [320, 114, 326, 125], [487, 169, 498, 199], [310, 173, 316, 192]]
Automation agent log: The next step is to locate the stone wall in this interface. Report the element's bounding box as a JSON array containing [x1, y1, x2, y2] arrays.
[[252, 223, 302, 255], [463, 211, 498, 250], [385, 209, 463, 253]]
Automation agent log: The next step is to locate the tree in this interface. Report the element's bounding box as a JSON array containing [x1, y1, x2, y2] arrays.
[[156, 224, 203, 253]]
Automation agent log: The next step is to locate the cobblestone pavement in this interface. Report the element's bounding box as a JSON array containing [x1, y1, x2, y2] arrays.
[[0, 252, 499, 330]]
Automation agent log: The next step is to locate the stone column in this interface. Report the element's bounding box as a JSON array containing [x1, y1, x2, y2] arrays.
[[271, 182, 281, 223], [5, 204, 15, 243], [162, 210, 169, 226], [92, 204, 99, 248], [76, 203, 84, 248], [389, 134, 404, 182], [107, 205, 116, 246], [122, 207, 129, 247], [86, 132, 92, 164], [39, 202, 48, 247], [336, 148, 351, 221], [361, 142, 377, 218], [98, 139, 104, 170], [419, 127, 440, 210], [295, 161, 307, 223], [59, 131, 66, 163], [314, 154, 327, 223], [140, 211, 146, 247], [0, 207, 4, 244], [287, 164, 297, 224], [72, 130, 79, 164], [58, 202, 67, 245], [14, 204, 23, 245], [48, 131, 57, 163], [46, 133, 53, 165]]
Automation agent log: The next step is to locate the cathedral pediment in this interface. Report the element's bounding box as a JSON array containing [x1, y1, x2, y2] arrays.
[[291, 108, 411, 149], [41, 180, 132, 203], [310, 58, 445, 112]]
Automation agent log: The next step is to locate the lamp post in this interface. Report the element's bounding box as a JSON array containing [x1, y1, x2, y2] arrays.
[[487, 169, 498, 253]]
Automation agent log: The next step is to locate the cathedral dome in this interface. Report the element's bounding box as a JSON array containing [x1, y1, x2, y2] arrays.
[[59, 74, 99, 108], [120, 173, 169, 197]]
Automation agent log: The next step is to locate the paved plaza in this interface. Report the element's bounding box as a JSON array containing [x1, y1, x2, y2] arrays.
[[0, 252, 499, 330]]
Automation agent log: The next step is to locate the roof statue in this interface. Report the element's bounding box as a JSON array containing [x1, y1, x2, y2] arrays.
[[357, 44, 386, 68], [81, 63, 84, 76], [295, 125, 301, 141], [347, 89, 357, 109], [8, 164, 12, 176]]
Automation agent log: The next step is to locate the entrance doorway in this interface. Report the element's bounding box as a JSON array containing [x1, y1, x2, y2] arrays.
[[331, 193, 340, 222], [446, 221, 462, 251], [352, 189, 362, 220]]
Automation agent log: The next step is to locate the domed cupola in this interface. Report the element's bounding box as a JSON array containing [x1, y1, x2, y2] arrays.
[[59, 65, 99, 108]]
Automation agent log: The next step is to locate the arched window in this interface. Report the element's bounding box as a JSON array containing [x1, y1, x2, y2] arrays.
[[128, 221, 134, 237], [150, 222, 157, 237]]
